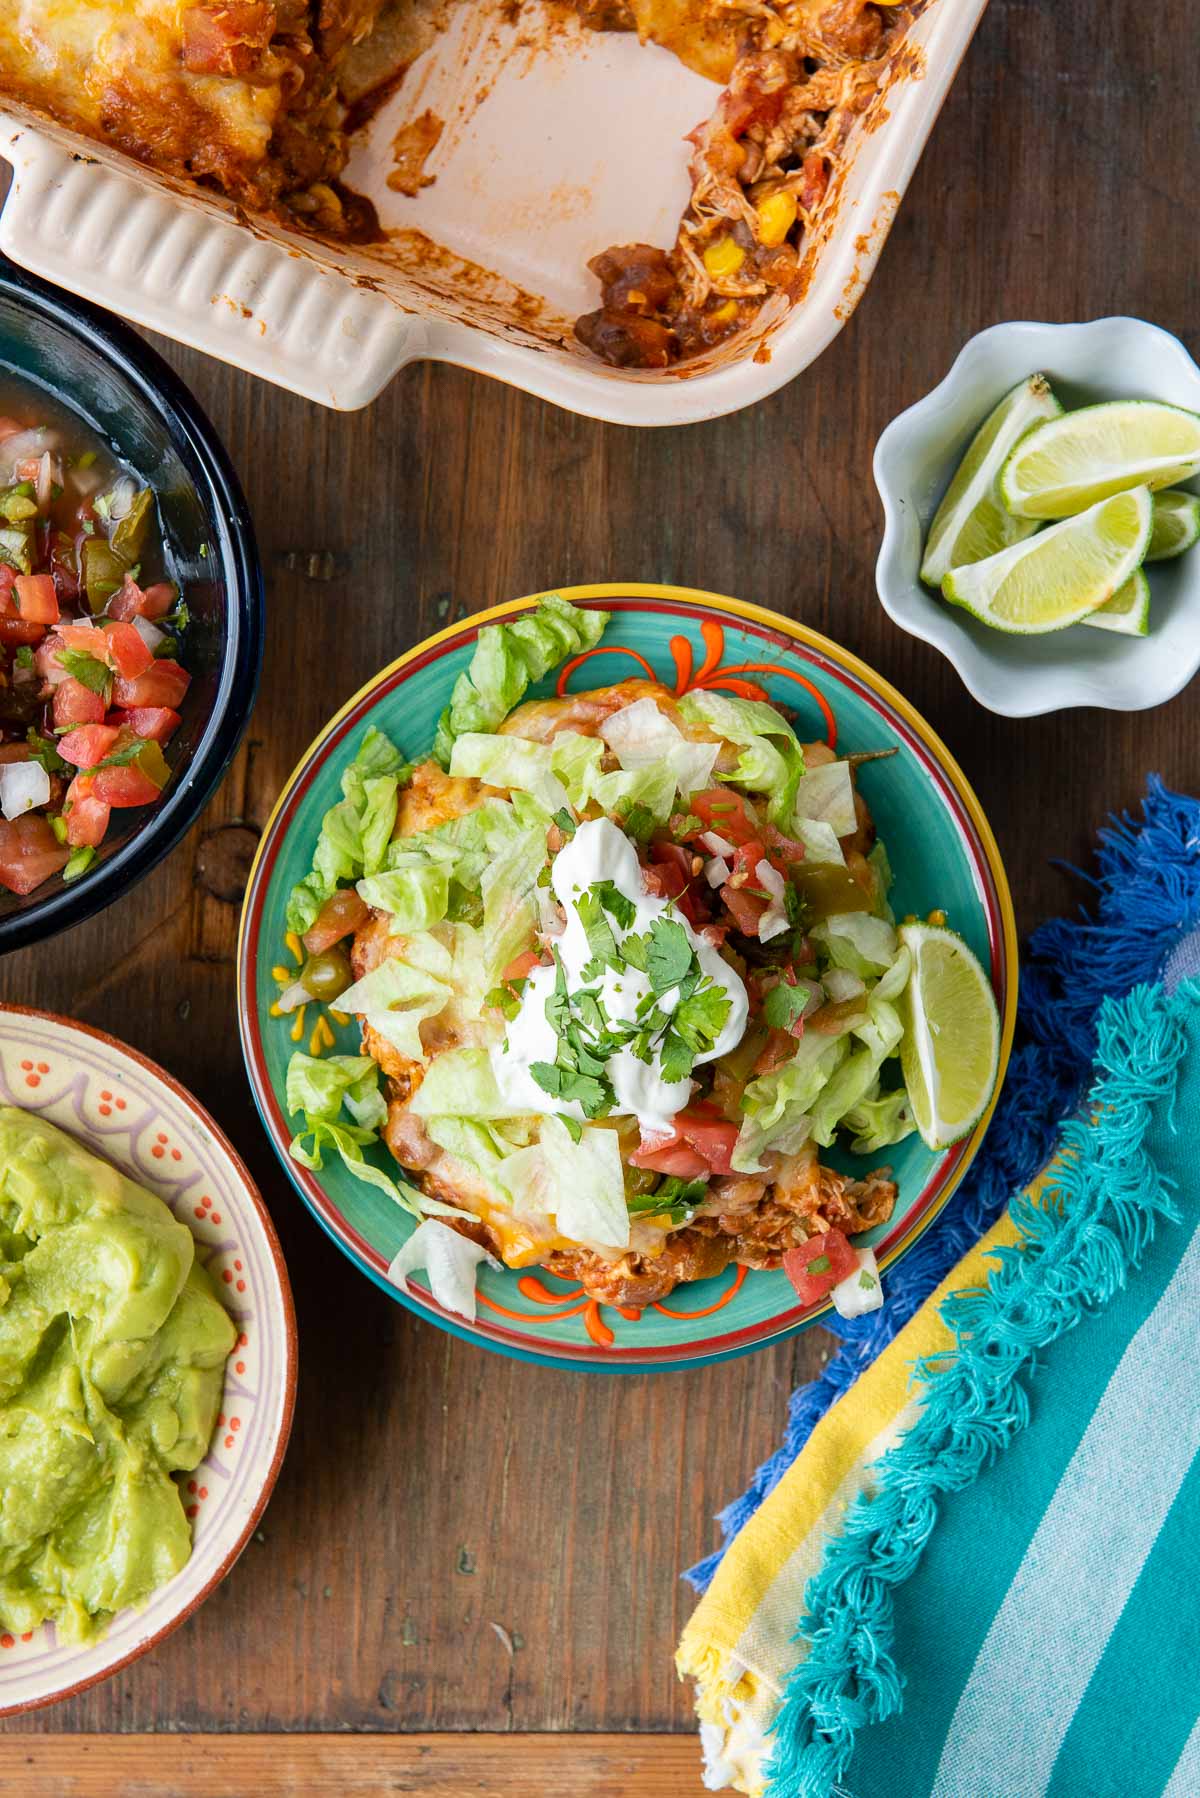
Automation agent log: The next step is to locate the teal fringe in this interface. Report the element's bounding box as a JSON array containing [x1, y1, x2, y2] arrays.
[[764, 980, 1191, 1798]]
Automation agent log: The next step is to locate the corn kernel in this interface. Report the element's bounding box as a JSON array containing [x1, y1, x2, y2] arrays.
[[703, 236, 745, 279], [756, 189, 798, 248], [708, 300, 739, 326]]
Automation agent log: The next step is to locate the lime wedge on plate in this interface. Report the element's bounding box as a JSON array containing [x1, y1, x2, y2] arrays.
[[1000, 400, 1200, 519], [942, 487, 1152, 633], [898, 923, 1000, 1151], [1147, 488, 1200, 561], [1079, 569, 1150, 636], [920, 374, 1062, 587]]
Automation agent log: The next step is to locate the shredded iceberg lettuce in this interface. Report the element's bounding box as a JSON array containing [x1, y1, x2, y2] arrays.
[[812, 912, 899, 978], [677, 690, 806, 826], [388, 1219, 500, 1321], [599, 697, 718, 801], [286, 726, 410, 935], [286, 1051, 387, 1132], [497, 1116, 630, 1250], [432, 593, 610, 766], [792, 760, 858, 838], [335, 956, 454, 1062]]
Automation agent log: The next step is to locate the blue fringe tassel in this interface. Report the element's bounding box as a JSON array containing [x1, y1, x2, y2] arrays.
[[764, 978, 1190, 1797], [685, 775, 1200, 1594]]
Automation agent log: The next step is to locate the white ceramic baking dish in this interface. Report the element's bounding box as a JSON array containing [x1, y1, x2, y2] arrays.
[[0, 0, 987, 422]]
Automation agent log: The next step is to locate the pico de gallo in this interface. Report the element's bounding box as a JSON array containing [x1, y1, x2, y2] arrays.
[[0, 397, 191, 897]]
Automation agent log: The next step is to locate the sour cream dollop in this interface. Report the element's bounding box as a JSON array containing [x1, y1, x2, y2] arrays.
[[490, 817, 748, 1138]]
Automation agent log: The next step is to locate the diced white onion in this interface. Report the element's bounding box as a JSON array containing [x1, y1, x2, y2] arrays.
[[755, 857, 790, 941], [704, 854, 731, 888], [0, 427, 61, 472], [0, 760, 50, 820], [699, 830, 735, 857], [131, 615, 166, 652], [831, 1247, 884, 1319], [100, 475, 137, 522], [35, 451, 55, 512], [275, 980, 310, 1014]]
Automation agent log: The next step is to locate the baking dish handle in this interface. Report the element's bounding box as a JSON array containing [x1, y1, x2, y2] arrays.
[[0, 120, 420, 411]]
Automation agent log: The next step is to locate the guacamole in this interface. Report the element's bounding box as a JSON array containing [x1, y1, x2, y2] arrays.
[[0, 1107, 235, 1642]]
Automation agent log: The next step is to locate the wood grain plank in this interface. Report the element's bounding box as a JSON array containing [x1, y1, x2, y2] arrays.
[[0, 0, 1196, 1741], [0, 1734, 710, 1796]]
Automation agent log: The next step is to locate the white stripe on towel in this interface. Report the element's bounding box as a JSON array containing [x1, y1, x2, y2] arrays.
[[930, 1217, 1200, 1798]]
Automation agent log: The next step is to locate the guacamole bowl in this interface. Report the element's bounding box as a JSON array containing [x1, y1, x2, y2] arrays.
[[0, 1007, 296, 1716], [239, 584, 1017, 1372]]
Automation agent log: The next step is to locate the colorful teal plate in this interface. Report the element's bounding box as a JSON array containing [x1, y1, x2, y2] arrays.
[[238, 586, 1017, 1370]]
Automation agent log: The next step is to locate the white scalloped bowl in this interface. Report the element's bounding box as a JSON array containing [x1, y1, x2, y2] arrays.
[[0, 1007, 296, 1717], [873, 318, 1200, 717]]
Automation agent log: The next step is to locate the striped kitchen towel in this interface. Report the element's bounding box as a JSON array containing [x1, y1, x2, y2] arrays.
[[679, 784, 1200, 1798]]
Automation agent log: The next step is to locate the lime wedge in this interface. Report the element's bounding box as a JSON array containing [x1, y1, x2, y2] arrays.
[[1079, 569, 1150, 636], [920, 375, 1062, 587], [942, 487, 1152, 633], [1000, 400, 1200, 519], [898, 923, 1000, 1151], [1147, 488, 1200, 561]]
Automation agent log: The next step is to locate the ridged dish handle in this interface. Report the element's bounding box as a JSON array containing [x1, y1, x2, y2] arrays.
[[0, 119, 419, 411]]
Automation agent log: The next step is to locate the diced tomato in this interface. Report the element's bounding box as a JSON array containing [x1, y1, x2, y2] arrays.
[[110, 704, 182, 745], [753, 1028, 798, 1075], [630, 1104, 740, 1178], [57, 621, 111, 658], [112, 659, 190, 710], [302, 887, 371, 955], [0, 813, 69, 895], [91, 738, 170, 807], [689, 789, 762, 846], [721, 881, 769, 937], [501, 948, 543, 983], [731, 839, 767, 880], [783, 1229, 858, 1307], [13, 573, 59, 624], [52, 678, 107, 731], [0, 564, 15, 605], [63, 774, 111, 848], [99, 618, 154, 678], [0, 616, 46, 647], [58, 724, 120, 770], [106, 576, 176, 622], [762, 822, 806, 867], [645, 840, 711, 927]]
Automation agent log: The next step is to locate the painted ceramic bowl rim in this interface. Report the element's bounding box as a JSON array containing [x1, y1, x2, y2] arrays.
[[0, 1004, 297, 1716], [0, 261, 265, 953], [238, 584, 1018, 1371]]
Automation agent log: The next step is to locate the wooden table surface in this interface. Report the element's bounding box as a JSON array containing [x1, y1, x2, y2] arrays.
[[1, 0, 1196, 1782]]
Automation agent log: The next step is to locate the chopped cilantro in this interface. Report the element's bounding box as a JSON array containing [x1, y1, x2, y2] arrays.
[[485, 979, 526, 1021], [763, 980, 812, 1033], [646, 916, 693, 993], [658, 1029, 694, 1085], [627, 1174, 707, 1224], [577, 888, 621, 978], [807, 1253, 832, 1275], [673, 984, 732, 1053], [95, 734, 152, 770], [57, 648, 111, 696], [552, 806, 577, 840], [560, 1114, 584, 1143], [529, 1061, 610, 1117], [858, 1270, 877, 1290], [616, 800, 656, 844], [27, 729, 66, 775], [14, 645, 33, 669], [592, 878, 636, 931], [621, 930, 648, 973]]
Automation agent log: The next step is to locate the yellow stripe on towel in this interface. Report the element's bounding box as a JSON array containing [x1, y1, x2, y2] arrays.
[[678, 1197, 1035, 1795]]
